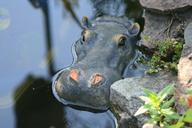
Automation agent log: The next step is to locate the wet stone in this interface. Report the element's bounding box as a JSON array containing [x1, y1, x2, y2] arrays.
[[140, 10, 192, 48], [110, 72, 177, 127], [139, 0, 192, 13], [139, 0, 192, 49]]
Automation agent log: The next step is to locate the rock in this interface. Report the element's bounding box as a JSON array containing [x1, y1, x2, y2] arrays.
[[178, 23, 192, 87], [178, 54, 192, 87], [139, 0, 192, 49], [140, 12, 173, 48], [110, 72, 177, 127], [118, 112, 138, 128], [140, 0, 192, 14], [184, 22, 192, 46], [182, 22, 192, 56], [139, 9, 192, 48]]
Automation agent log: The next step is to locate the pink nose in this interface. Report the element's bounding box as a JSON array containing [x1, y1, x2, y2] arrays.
[[69, 69, 79, 83], [90, 73, 104, 87]]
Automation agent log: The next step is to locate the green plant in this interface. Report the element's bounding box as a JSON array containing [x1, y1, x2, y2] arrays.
[[141, 37, 183, 75], [134, 85, 192, 128]]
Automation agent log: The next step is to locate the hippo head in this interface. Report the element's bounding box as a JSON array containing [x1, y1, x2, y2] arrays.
[[52, 16, 140, 110]]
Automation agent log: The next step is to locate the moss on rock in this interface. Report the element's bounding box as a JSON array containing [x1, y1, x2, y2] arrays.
[[139, 37, 183, 74]]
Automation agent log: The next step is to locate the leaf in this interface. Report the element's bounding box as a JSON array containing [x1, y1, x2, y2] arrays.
[[183, 109, 192, 123], [139, 96, 151, 103], [134, 106, 148, 116], [144, 88, 158, 98], [144, 88, 159, 106], [186, 89, 192, 95], [161, 108, 175, 115], [167, 113, 184, 128], [165, 113, 180, 120], [168, 122, 184, 128], [161, 108, 180, 120], [161, 97, 175, 108], [151, 114, 161, 121], [158, 84, 174, 101], [142, 123, 155, 128], [144, 103, 154, 110]]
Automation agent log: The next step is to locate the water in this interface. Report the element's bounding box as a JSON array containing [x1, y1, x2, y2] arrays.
[[0, 0, 143, 128], [0, 8, 10, 30]]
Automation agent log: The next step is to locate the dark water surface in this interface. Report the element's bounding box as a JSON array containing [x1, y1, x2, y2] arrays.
[[0, 0, 143, 128]]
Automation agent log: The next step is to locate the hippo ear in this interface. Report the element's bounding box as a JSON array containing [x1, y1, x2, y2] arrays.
[[81, 16, 91, 29], [128, 23, 140, 37]]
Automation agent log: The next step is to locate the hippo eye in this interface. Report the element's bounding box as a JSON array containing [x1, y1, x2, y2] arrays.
[[81, 30, 86, 43], [118, 36, 127, 47], [81, 30, 90, 43]]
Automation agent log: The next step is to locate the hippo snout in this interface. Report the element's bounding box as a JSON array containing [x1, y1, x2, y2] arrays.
[[67, 69, 105, 87], [52, 67, 117, 110]]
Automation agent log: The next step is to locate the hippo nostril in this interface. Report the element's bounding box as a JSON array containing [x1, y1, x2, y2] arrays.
[[90, 73, 104, 87], [69, 69, 79, 83]]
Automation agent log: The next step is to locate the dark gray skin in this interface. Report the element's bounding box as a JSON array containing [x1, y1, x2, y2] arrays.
[[52, 16, 140, 110]]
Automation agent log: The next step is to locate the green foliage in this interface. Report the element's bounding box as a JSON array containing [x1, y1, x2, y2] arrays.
[[183, 109, 192, 123], [141, 37, 183, 75], [134, 85, 192, 128], [186, 88, 192, 95]]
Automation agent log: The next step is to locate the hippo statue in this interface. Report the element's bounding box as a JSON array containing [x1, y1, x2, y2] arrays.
[[52, 16, 140, 110]]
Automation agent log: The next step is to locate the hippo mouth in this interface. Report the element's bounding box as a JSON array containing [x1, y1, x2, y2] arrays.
[[52, 67, 116, 110]]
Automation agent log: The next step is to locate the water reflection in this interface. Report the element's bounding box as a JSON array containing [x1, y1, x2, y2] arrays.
[[61, 0, 81, 27], [0, 0, 144, 127], [29, 0, 55, 76], [124, 0, 144, 32], [14, 75, 65, 128], [14, 0, 118, 128], [13, 74, 116, 128], [0, 8, 11, 30]]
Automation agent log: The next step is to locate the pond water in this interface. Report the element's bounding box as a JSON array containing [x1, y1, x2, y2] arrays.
[[0, 0, 143, 128]]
